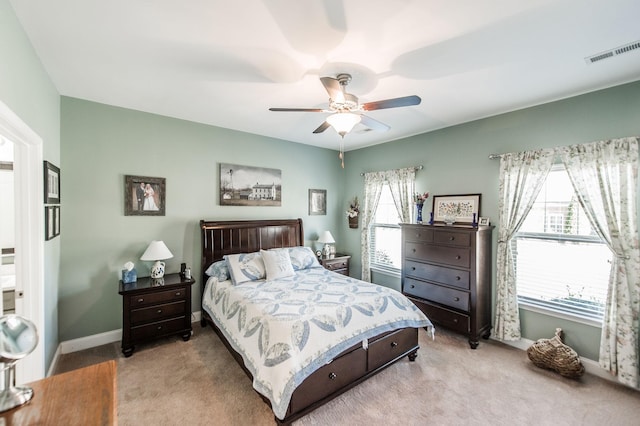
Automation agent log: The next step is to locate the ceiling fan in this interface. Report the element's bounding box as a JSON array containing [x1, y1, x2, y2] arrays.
[[269, 73, 421, 136], [269, 73, 421, 167]]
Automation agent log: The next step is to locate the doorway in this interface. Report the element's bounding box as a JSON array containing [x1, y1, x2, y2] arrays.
[[0, 100, 45, 383]]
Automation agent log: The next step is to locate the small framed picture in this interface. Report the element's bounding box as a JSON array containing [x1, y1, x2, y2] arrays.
[[124, 175, 166, 216], [478, 217, 490, 226], [43, 161, 60, 204], [45, 205, 60, 240], [309, 189, 327, 216]]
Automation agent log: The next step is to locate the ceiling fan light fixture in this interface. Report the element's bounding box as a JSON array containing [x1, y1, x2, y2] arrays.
[[326, 112, 361, 137]]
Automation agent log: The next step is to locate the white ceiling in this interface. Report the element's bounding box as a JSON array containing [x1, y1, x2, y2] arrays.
[[9, 0, 640, 152]]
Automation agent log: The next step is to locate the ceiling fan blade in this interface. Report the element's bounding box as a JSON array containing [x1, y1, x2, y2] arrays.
[[359, 115, 390, 132], [313, 121, 331, 134], [320, 77, 345, 104], [269, 107, 325, 112], [362, 95, 421, 111]]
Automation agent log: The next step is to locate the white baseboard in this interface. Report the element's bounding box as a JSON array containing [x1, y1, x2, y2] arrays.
[[49, 311, 203, 374]]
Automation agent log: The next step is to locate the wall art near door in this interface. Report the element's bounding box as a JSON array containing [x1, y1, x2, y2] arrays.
[[219, 163, 282, 206], [43, 161, 60, 204], [45, 205, 60, 240], [124, 175, 166, 216]]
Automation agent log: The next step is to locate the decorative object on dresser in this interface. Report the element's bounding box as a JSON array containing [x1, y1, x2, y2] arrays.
[[308, 189, 327, 215], [140, 240, 173, 278], [316, 230, 335, 257], [119, 272, 195, 357], [124, 175, 165, 216], [346, 196, 359, 228], [414, 192, 429, 223], [527, 328, 585, 379], [0, 360, 116, 424], [0, 315, 38, 413], [432, 194, 481, 224], [319, 253, 350, 276], [478, 217, 490, 226], [121, 261, 137, 284], [401, 223, 493, 349]]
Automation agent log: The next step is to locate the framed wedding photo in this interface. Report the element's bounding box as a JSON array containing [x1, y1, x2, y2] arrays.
[[124, 175, 166, 216], [43, 161, 60, 204]]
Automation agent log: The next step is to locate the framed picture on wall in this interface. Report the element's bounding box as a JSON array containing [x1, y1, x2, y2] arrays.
[[45, 205, 60, 240], [43, 161, 60, 204], [309, 189, 327, 215], [124, 175, 166, 216]]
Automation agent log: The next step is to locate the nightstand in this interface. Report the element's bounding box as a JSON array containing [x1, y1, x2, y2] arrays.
[[119, 272, 195, 357], [319, 253, 351, 276]]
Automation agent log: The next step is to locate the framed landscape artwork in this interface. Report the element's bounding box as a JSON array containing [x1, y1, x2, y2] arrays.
[[219, 163, 282, 206], [432, 194, 481, 224], [124, 175, 166, 216], [43, 161, 60, 204]]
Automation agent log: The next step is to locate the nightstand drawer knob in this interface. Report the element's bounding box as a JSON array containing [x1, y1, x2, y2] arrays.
[[328, 372, 337, 380], [175, 292, 181, 296], [157, 309, 162, 314], [157, 326, 162, 330], [137, 298, 144, 303]]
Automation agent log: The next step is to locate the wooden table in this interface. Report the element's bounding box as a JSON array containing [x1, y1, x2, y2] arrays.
[[0, 360, 117, 425]]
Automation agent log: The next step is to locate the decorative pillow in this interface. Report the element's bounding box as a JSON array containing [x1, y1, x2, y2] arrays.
[[204, 260, 230, 282], [224, 252, 266, 285], [284, 246, 322, 271], [261, 249, 295, 280]]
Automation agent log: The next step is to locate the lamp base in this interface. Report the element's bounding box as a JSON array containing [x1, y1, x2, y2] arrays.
[[0, 386, 34, 413], [150, 261, 166, 278]]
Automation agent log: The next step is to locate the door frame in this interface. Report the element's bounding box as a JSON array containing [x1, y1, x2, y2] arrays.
[[0, 100, 45, 382]]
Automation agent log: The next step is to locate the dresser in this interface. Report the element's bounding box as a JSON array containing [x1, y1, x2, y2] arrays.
[[119, 272, 195, 357], [319, 253, 350, 276], [401, 224, 493, 349], [1, 361, 116, 424]]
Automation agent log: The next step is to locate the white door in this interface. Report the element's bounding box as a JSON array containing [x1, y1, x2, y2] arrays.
[[0, 101, 45, 383]]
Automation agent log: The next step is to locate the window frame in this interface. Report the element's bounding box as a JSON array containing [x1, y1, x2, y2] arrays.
[[368, 183, 402, 276]]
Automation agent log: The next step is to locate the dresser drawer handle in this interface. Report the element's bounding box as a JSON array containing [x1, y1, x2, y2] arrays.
[[157, 326, 162, 330], [137, 298, 144, 303], [157, 309, 162, 314], [411, 267, 416, 271], [410, 284, 415, 289], [449, 236, 455, 241], [455, 255, 461, 260], [175, 292, 182, 296], [453, 318, 459, 323], [456, 276, 461, 281], [415, 233, 421, 238], [412, 249, 416, 253], [453, 297, 460, 302], [390, 341, 398, 348], [328, 372, 337, 380]]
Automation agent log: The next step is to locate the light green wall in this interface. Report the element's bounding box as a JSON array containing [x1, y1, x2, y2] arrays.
[[0, 0, 61, 370], [341, 80, 640, 360], [60, 97, 344, 341]]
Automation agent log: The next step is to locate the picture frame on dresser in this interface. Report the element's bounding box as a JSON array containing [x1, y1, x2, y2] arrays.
[[432, 193, 480, 224]]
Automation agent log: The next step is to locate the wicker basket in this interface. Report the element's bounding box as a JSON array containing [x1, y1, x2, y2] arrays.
[[348, 215, 358, 229], [527, 328, 585, 379]]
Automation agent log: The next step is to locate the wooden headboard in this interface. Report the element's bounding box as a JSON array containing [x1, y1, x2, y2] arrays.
[[199, 218, 304, 292]]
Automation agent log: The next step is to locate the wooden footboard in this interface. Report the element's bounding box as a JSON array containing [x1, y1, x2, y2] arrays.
[[202, 311, 420, 425]]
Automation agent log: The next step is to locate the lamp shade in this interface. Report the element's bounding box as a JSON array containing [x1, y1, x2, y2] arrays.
[[140, 240, 174, 261], [317, 231, 335, 244], [326, 112, 361, 137]]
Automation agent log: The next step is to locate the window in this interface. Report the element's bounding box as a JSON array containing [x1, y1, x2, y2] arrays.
[[513, 165, 612, 322], [369, 183, 402, 274]]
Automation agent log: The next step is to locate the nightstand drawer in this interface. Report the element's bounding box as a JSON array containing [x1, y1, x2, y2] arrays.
[[131, 316, 186, 341], [129, 287, 187, 307], [404, 260, 470, 290], [324, 259, 348, 271], [131, 300, 186, 325], [404, 278, 469, 311]]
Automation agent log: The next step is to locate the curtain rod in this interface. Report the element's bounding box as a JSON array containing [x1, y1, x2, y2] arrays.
[[360, 165, 423, 176]]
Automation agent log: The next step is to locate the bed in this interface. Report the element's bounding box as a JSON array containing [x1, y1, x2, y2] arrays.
[[200, 218, 433, 425]]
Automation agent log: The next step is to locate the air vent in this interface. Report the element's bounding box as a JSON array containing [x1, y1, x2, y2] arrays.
[[585, 40, 640, 64]]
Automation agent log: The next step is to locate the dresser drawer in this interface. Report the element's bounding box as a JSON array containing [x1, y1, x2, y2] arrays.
[[131, 301, 186, 325], [434, 230, 471, 247], [368, 328, 417, 371], [404, 278, 469, 311], [131, 316, 186, 341], [405, 242, 470, 268], [404, 260, 470, 290], [289, 346, 367, 413], [404, 227, 433, 244], [410, 298, 470, 335], [129, 287, 187, 308]]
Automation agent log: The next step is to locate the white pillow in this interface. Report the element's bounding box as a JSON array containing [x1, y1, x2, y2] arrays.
[[283, 246, 322, 271], [204, 260, 230, 282], [225, 252, 266, 285], [261, 249, 295, 280]]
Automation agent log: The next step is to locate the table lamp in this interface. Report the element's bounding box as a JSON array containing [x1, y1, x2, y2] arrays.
[[140, 240, 173, 278], [0, 315, 38, 413], [317, 231, 335, 257]]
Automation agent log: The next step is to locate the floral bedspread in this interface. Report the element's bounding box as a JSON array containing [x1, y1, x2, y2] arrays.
[[202, 267, 433, 420]]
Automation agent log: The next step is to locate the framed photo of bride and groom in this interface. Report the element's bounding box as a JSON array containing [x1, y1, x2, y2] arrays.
[[124, 175, 166, 216]]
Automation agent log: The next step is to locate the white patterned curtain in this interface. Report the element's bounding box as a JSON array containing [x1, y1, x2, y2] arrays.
[[559, 137, 640, 388], [360, 172, 385, 282], [361, 168, 416, 282], [494, 149, 555, 340]]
